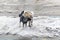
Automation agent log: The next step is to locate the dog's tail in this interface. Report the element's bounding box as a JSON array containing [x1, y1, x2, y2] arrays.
[[19, 11, 24, 17]]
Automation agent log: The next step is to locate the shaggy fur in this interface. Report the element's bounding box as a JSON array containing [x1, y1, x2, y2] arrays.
[[19, 10, 33, 27]]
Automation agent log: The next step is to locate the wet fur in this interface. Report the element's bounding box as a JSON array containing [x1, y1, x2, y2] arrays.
[[19, 11, 33, 27]]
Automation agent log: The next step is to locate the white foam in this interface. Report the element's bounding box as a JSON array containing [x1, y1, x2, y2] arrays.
[[0, 16, 60, 37]]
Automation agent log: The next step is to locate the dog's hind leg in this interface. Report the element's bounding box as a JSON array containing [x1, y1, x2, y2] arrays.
[[30, 18, 33, 27], [29, 21, 31, 27]]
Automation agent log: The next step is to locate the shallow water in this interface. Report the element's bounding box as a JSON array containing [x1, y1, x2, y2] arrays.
[[0, 35, 60, 40], [0, 16, 60, 40]]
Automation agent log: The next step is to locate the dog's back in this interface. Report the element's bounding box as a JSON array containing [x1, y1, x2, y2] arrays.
[[23, 11, 32, 18]]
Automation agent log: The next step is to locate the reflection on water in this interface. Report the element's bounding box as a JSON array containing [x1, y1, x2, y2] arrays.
[[0, 35, 20, 40], [0, 35, 60, 40], [49, 16, 60, 18], [32, 37, 60, 40]]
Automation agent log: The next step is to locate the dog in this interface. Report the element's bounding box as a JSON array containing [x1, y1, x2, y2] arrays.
[[19, 10, 33, 28]]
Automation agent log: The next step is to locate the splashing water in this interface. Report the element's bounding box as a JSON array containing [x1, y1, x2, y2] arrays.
[[0, 16, 60, 37]]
